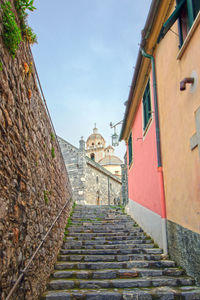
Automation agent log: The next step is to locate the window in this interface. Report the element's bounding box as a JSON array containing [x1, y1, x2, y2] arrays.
[[158, 0, 200, 46], [177, 0, 200, 47], [143, 80, 151, 131], [90, 153, 95, 160], [96, 176, 99, 184], [128, 133, 133, 167]]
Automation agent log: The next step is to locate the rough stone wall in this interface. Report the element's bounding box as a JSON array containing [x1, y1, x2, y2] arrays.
[[167, 220, 200, 285], [86, 158, 122, 205], [58, 136, 122, 205], [0, 3, 72, 299], [58, 137, 86, 203], [121, 152, 128, 205]]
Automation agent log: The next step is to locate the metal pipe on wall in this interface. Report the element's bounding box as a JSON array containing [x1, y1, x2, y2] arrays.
[[140, 49, 168, 254]]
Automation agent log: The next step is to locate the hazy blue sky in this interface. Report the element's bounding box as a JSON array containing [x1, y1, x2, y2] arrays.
[[29, 0, 151, 159]]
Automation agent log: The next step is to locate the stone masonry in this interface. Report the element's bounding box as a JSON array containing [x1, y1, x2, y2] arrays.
[[0, 2, 72, 299], [42, 205, 200, 299], [58, 136, 122, 205]]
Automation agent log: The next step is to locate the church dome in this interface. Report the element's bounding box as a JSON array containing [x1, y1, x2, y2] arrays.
[[86, 126, 105, 148], [98, 155, 123, 166]]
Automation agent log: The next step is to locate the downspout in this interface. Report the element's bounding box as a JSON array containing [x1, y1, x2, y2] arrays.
[[141, 49, 168, 254]]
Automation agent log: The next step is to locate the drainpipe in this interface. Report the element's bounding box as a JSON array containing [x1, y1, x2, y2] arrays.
[[141, 49, 168, 254], [108, 176, 110, 205]]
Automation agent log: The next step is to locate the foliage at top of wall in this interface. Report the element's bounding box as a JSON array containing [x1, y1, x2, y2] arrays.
[[1, 1, 22, 58], [14, 0, 37, 44], [1, 0, 37, 58]]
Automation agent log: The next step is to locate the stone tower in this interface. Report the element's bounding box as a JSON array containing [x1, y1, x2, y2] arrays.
[[86, 126, 106, 162]]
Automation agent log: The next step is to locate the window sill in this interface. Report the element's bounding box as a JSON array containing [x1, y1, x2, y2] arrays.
[[177, 11, 200, 60]]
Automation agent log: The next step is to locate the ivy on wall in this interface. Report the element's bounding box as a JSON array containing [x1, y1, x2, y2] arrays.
[[1, 0, 37, 58]]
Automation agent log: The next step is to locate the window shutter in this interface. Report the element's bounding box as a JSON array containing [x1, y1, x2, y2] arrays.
[[128, 133, 132, 166], [157, 0, 186, 43]]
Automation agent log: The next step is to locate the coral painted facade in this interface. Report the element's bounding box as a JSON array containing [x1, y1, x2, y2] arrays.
[[120, 0, 200, 284]]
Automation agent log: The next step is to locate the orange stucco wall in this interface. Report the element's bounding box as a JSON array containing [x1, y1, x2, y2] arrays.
[[156, 11, 200, 234]]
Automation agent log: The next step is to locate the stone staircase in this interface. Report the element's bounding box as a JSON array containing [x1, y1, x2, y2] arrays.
[[42, 205, 200, 299]]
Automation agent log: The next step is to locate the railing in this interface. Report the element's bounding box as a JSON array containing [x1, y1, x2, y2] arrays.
[[5, 46, 73, 299], [6, 199, 72, 300]]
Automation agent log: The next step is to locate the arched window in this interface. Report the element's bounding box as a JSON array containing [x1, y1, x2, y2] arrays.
[[90, 153, 95, 161]]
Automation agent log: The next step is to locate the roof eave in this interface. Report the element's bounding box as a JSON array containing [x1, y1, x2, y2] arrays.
[[119, 0, 162, 141]]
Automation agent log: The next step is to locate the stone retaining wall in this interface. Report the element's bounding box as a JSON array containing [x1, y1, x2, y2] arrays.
[[0, 3, 72, 299]]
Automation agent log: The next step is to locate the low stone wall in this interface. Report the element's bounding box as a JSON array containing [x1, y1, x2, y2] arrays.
[[58, 137, 86, 203], [0, 3, 72, 299], [167, 220, 200, 285], [86, 158, 122, 205]]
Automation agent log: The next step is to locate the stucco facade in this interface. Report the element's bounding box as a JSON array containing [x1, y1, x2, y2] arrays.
[[125, 78, 166, 249], [156, 4, 200, 235], [120, 0, 200, 284]]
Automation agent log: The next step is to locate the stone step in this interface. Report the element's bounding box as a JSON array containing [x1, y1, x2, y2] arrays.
[[42, 205, 199, 300], [71, 220, 136, 227], [68, 228, 143, 238], [58, 253, 162, 262], [55, 260, 176, 270], [47, 277, 195, 290], [63, 241, 154, 249], [42, 286, 200, 300], [65, 234, 146, 241], [67, 228, 142, 235], [52, 268, 184, 280], [60, 248, 162, 256], [68, 228, 139, 233]]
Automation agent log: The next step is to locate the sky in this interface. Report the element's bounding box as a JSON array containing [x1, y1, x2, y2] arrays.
[[28, 0, 151, 160]]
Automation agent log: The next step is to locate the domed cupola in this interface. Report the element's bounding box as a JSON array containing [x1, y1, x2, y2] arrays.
[[86, 125, 106, 162]]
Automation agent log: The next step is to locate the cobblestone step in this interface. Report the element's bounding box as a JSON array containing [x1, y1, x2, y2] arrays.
[[58, 254, 163, 262], [63, 241, 154, 249], [65, 234, 146, 241], [55, 260, 176, 270], [42, 286, 200, 300], [68, 229, 143, 236], [52, 268, 185, 280], [47, 277, 195, 290], [60, 248, 162, 255], [68, 228, 140, 233], [42, 205, 200, 299]]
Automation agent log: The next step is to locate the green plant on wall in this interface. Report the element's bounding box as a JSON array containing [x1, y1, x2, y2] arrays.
[[51, 147, 55, 159], [50, 132, 55, 141], [43, 190, 49, 204], [15, 0, 36, 13], [1, 0, 37, 58], [0, 61, 3, 71], [1, 1, 22, 58], [15, 0, 37, 44]]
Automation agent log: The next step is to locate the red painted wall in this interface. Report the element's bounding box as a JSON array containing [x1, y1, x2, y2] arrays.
[[127, 79, 162, 217]]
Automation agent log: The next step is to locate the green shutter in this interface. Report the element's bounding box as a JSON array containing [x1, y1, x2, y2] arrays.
[[143, 81, 151, 130], [157, 0, 186, 43], [191, 0, 200, 20], [128, 133, 132, 166]]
